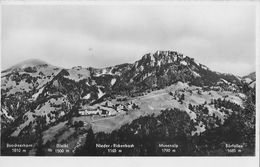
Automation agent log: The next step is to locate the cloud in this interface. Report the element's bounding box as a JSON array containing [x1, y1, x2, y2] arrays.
[[1, 3, 256, 76]]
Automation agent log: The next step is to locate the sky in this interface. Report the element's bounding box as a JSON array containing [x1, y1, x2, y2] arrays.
[[1, 2, 256, 76]]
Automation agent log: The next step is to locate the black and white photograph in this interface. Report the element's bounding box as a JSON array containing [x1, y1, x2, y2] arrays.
[[0, 1, 258, 164]]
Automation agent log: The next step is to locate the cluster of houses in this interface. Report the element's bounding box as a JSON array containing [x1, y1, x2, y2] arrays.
[[78, 100, 139, 117]]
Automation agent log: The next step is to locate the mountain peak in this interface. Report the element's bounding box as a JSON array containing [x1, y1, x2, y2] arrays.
[[154, 50, 184, 57], [15, 59, 48, 67], [5, 59, 50, 71], [136, 50, 189, 68], [2, 59, 53, 75], [243, 72, 256, 80]]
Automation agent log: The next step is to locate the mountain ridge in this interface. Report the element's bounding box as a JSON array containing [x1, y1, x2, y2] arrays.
[[1, 50, 256, 156], [2, 50, 251, 78]]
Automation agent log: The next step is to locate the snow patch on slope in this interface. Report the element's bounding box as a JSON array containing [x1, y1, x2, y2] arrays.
[[65, 68, 90, 81], [1, 108, 14, 121], [192, 121, 206, 136], [111, 78, 116, 86], [220, 78, 230, 84], [192, 71, 201, 77], [244, 78, 252, 84], [32, 87, 44, 100], [83, 94, 91, 99], [98, 88, 105, 98], [249, 81, 255, 88], [201, 64, 209, 70], [225, 95, 244, 106], [180, 60, 187, 66]]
